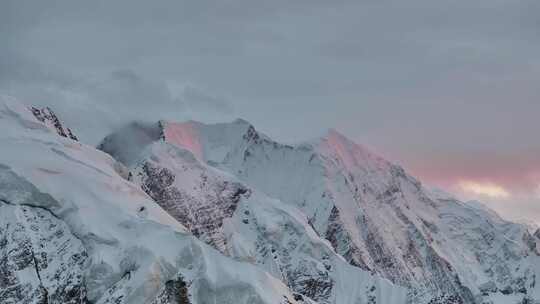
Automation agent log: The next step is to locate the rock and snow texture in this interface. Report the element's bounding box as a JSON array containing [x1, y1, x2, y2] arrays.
[[0, 202, 88, 304], [28, 106, 78, 141], [101, 118, 540, 304], [5, 93, 540, 304], [0, 96, 316, 304], [101, 138, 406, 304]]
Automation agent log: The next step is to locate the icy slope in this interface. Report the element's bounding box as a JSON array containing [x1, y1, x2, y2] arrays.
[[0, 96, 310, 304], [140, 119, 540, 304], [99, 125, 408, 304]]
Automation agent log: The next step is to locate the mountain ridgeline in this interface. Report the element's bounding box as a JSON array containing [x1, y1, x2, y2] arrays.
[[1, 96, 539, 304]]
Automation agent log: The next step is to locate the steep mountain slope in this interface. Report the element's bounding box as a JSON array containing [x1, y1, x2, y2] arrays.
[[0, 96, 315, 304], [106, 118, 540, 304], [99, 122, 407, 304]]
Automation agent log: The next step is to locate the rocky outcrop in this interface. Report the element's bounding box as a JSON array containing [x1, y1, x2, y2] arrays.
[[152, 277, 191, 304], [325, 206, 369, 270], [29, 106, 78, 141], [0, 202, 88, 304], [137, 160, 248, 252]]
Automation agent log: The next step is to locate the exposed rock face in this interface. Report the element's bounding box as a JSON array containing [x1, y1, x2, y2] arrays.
[[0, 202, 88, 304], [29, 106, 78, 141], [325, 206, 369, 270], [151, 277, 191, 304], [137, 160, 248, 252]]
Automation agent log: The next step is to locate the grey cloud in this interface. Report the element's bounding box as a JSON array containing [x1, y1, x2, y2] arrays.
[[0, 60, 233, 143], [97, 121, 162, 166], [181, 85, 234, 114], [88, 69, 173, 110], [2, 0, 538, 144]]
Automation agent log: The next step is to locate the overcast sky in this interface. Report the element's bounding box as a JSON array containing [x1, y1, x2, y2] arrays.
[[2, 0, 539, 224]]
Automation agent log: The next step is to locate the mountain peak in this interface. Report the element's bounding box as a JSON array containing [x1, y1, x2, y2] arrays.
[[29, 106, 79, 141], [159, 119, 258, 163], [319, 128, 391, 172], [0, 95, 78, 141]]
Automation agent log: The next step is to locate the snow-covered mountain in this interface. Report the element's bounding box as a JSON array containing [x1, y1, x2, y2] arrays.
[[99, 118, 540, 304], [0, 96, 331, 304], [3, 95, 540, 304], [98, 122, 406, 304]]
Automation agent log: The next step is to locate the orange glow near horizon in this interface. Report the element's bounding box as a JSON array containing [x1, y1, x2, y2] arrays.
[[457, 181, 511, 199]]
